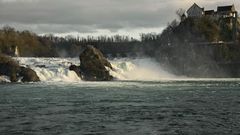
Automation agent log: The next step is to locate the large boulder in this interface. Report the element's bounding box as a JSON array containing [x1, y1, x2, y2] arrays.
[[19, 67, 40, 82], [0, 54, 40, 82], [69, 45, 113, 81]]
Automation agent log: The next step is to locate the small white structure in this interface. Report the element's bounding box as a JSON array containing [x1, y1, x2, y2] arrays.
[[14, 46, 20, 57], [187, 3, 204, 18]]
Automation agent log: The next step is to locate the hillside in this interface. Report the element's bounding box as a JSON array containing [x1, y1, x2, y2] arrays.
[[145, 16, 240, 77], [0, 26, 57, 57]]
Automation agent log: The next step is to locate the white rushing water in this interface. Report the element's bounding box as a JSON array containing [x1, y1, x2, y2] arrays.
[[15, 57, 81, 82], [110, 58, 176, 80], [11, 57, 175, 82]]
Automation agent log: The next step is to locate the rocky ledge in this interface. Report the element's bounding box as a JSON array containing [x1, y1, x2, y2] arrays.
[[0, 54, 40, 82]]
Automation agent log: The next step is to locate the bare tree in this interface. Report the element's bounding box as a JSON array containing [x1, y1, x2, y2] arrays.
[[176, 8, 186, 21]]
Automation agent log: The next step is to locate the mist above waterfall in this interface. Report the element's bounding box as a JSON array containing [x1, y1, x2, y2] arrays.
[[110, 58, 176, 80]]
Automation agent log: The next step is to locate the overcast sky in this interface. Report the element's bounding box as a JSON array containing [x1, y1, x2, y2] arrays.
[[0, 0, 239, 38]]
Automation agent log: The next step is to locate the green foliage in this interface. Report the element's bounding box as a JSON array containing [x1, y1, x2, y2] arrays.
[[0, 26, 57, 57], [196, 17, 220, 42], [168, 17, 221, 42], [0, 54, 18, 65], [219, 18, 233, 41]]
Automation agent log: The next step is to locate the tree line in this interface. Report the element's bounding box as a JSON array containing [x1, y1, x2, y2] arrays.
[[0, 13, 239, 59]]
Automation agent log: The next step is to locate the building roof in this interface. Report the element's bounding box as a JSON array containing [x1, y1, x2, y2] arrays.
[[217, 5, 235, 12], [204, 10, 215, 15], [187, 3, 204, 13]]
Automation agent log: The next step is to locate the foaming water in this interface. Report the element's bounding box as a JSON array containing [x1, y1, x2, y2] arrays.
[[110, 58, 176, 80], [12, 57, 176, 82], [10, 57, 240, 83], [15, 57, 81, 82]]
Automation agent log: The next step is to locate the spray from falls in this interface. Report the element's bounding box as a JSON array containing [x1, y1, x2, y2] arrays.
[[110, 58, 176, 80]]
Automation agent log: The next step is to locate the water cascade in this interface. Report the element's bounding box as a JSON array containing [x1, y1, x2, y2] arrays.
[[12, 57, 175, 82]]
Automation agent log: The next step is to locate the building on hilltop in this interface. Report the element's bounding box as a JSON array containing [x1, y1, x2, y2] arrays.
[[186, 3, 238, 19], [204, 10, 217, 19], [187, 3, 204, 18], [204, 10, 215, 16], [217, 5, 237, 18], [186, 3, 239, 42], [216, 5, 238, 42]]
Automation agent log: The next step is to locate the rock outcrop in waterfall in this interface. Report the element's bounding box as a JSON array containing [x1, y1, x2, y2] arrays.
[[0, 54, 40, 82], [69, 45, 113, 81]]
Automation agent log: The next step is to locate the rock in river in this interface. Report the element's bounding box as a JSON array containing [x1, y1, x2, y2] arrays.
[[69, 45, 113, 81], [0, 54, 40, 82]]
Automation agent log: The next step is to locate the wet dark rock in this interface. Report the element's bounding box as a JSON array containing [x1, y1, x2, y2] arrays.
[[19, 67, 40, 82], [69, 45, 113, 81], [0, 54, 40, 82], [36, 65, 46, 68], [69, 65, 81, 77]]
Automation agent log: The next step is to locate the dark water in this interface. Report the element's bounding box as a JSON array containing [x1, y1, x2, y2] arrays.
[[0, 80, 240, 135]]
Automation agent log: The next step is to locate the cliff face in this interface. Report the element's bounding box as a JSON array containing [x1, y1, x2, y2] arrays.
[[162, 15, 240, 45], [148, 16, 240, 77]]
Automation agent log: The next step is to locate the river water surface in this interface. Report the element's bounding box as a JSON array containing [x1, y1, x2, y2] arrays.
[[0, 80, 239, 135]]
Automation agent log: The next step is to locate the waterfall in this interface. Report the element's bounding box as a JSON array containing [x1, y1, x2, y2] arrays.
[[12, 57, 175, 82]]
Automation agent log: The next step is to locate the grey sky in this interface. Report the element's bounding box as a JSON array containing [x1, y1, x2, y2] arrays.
[[0, 0, 239, 38]]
